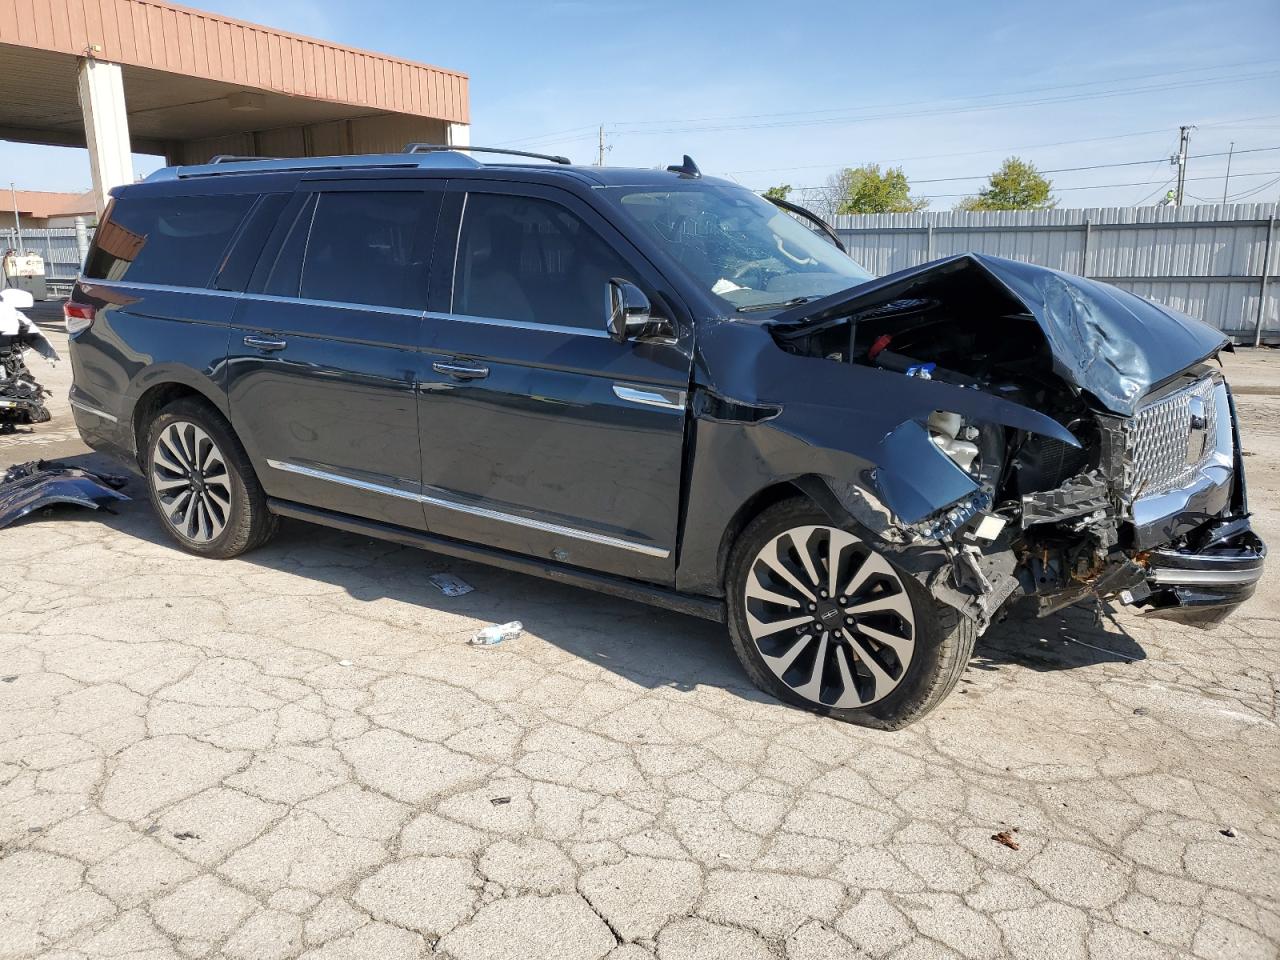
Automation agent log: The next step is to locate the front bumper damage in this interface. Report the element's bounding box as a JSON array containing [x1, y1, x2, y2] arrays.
[[937, 369, 1265, 630], [1134, 520, 1266, 625], [686, 254, 1263, 631]]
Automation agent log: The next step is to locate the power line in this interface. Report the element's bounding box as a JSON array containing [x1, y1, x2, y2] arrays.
[[1134, 177, 1175, 206], [754, 147, 1280, 193], [782, 169, 1280, 201], [719, 114, 1280, 177], [901, 146, 1280, 186], [499, 123, 599, 147], [611, 70, 1280, 137], [1224, 174, 1280, 201], [611, 58, 1280, 129], [724, 127, 1176, 176], [497, 68, 1280, 153]]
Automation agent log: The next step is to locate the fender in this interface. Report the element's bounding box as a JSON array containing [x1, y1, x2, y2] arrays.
[[126, 362, 231, 421], [694, 318, 1076, 517]]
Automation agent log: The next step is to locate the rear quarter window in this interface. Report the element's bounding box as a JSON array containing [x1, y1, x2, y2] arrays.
[[85, 194, 255, 287]]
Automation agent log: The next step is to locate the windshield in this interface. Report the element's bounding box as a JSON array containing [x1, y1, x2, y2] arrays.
[[603, 183, 873, 311]]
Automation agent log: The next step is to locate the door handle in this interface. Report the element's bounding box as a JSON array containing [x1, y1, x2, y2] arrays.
[[244, 335, 287, 352], [433, 361, 489, 381]]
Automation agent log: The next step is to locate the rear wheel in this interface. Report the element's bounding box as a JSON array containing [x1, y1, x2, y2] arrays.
[[726, 499, 975, 729], [144, 399, 277, 558]]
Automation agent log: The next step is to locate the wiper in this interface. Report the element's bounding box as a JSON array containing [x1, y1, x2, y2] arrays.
[[736, 296, 814, 314]]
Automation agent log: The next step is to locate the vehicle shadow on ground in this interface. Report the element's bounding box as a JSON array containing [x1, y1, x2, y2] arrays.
[[971, 604, 1147, 672], [16, 453, 1148, 701]]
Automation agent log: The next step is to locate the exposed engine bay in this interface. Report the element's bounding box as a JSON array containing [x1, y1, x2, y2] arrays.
[[764, 254, 1262, 629]]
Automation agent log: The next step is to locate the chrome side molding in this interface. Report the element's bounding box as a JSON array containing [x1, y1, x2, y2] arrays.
[[612, 383, 686, 411], [69, 397, 119, 423], [265, 459, 670, 558]]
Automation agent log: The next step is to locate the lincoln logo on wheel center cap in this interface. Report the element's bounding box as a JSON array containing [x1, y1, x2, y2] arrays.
[[818, 603, 841, 626]]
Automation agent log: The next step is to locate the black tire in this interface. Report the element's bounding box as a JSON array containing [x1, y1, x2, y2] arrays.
[[725, 498, 975, 730], [143, 398, 277, 558]]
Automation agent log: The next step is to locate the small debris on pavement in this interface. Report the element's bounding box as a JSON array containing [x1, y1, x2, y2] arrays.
[[1, 676, 16, 683], [428, 572, 474, 597], [1220, 827, 1238, 838], [1133, 706, 1150, 715], [470, 621, 523, 646], [1061, 633, 1134, 663], [490, 796, 511, 806], [991, 830, 1021, 851], [338, 659, 353, 667], [172, 831, 200, 841]]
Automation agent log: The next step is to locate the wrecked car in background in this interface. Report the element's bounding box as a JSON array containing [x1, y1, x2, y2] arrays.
[[63, 148, 1264, 728], [0, 287, 57, 433]]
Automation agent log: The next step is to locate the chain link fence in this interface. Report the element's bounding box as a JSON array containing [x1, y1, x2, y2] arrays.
[[1, 223, 92, 297], [831, 203, 1279, 345]]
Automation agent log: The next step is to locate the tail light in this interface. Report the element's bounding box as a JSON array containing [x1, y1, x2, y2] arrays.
[[64, 301, 96, 335]]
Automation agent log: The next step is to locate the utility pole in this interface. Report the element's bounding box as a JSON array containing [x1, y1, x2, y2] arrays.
[[597, 125, 606, 167], [1222, 140, 1235, 203], [1171, 124, 1195, 206]]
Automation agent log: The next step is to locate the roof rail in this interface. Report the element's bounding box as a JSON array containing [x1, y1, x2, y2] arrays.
[[208, 155, 279, 164], [145, 151, 484, 182], [403, 143, 572, 165]]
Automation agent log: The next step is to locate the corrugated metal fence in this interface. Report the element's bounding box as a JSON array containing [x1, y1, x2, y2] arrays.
[[2, 226, 89, 293], [832, 203, 1279, 344]]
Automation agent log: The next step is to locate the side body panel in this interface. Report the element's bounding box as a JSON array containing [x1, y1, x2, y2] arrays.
[[415, 181, 694, 583], [673, 319, 1081, 596], [225, 180, 443, 530], [69, 281, 241, 456], [69, 184, 299, 459]]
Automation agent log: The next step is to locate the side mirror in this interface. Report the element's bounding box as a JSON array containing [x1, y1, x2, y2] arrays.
[[607, 279, 651, 342], [607, 279, 673, 343]]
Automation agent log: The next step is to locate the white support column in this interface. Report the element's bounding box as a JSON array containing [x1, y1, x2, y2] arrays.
[[447, 122, 471, 149], [77, 58, 133, 215]]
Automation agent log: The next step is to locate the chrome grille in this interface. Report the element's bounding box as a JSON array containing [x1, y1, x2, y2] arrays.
[[1125, 376, 1220, 497]]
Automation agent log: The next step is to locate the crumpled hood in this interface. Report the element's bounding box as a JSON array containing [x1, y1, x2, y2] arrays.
[[769, 253, 1228, 417]]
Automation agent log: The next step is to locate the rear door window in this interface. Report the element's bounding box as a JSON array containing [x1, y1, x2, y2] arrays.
[[297, 191, 439, 309], [85, 194, 254, 287]]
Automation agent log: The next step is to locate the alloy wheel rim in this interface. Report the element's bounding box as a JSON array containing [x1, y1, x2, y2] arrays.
[[150, 421, 231, 544], [744, 525, 916, 708]]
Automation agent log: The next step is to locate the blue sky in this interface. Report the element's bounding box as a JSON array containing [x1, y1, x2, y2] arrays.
[[3, 0, 1279, 208]]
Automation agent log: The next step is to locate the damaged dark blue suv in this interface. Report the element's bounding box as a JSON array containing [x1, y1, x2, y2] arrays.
[[66, 146, 1265, 728]]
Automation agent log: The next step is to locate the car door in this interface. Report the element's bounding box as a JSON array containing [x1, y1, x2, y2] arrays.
[[416, 181, 694, 584], [227, 179, 443, 530]]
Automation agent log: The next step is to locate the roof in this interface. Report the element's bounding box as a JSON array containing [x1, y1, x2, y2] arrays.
[[139, 151, 736, 190], [0, 0, 468, 124], [7, 189, 96, 219]]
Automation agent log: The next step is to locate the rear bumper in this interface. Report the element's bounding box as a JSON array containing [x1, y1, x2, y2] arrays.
[[69, 386, 135, 463], [1136, 518, 1266, 626]]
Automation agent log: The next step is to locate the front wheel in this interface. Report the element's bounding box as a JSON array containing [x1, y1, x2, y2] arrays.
[[726, 499, 975, 729]]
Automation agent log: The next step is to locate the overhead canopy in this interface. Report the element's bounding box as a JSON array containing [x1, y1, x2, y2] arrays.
[[0, 0, 469, 164]]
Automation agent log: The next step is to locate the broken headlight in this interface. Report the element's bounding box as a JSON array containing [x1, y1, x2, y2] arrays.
[[928, 410, 981, 474]]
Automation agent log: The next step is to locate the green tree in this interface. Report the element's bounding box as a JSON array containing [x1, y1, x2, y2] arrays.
[[957, 157, 1057, 211], [828, 164, 929, 215], [763, 184, 792, 201]]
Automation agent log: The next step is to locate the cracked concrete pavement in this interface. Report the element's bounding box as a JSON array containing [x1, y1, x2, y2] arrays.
[[2, 314, 1278, 959]]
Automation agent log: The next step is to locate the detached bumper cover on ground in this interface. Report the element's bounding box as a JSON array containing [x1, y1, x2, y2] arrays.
[[0, 459, 128, 530]]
